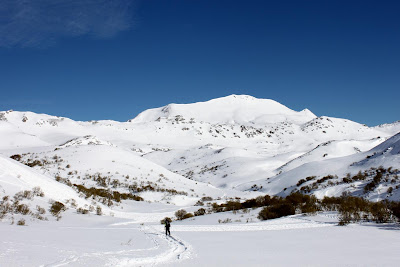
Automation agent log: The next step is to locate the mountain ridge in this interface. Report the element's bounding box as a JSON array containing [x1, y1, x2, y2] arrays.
[[0, 95, 399, 207]]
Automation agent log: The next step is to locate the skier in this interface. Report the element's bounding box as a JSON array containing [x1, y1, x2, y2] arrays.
[[165, 220, 171, 236]]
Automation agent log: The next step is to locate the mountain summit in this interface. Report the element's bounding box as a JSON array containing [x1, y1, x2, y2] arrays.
[[130, 94, 316, 124]]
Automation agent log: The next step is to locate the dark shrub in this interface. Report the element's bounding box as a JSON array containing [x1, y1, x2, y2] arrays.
[[96, 206, 102, 216], [337, 195, 368, 225], [223, 201, 242, 211], [389, 202, 400, 222], [211, 203, 224, 213], [182, 213, 194, 219], [296, 179, 306, 187], [50, 201, 66, 217], [194, 208, 206, 216], [306, 176, 316, 181], [77, 208, 89, 214], [201, 196, 213, 202], [175, 209, 188, 220], [195, 200, 204, 206], [10, 154, 22, 161], [15, 204, 30, 215], [370, 202, 391, 223], [258, 203, 295, 220]]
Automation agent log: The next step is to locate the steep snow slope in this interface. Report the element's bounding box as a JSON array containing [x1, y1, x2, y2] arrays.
[[0, 154, 85, 201], [0, 154, 97, 224]]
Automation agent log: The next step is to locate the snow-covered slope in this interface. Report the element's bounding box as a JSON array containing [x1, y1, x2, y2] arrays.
[[0, 94, 399, 208], [2, 94, 400, 267], [246, 132, 400, 201]]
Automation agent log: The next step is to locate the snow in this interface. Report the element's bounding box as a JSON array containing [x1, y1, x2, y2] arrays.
[[1, 212, 400, 266], [130, 94, 317, 125], [0, 95, 399, 266]]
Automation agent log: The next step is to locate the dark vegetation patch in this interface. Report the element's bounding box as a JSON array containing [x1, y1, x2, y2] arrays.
[[298, 167, 400, 196], [178, 191, 400, 225], [73, 184, 143, 207], [0, 187, 48, 223]]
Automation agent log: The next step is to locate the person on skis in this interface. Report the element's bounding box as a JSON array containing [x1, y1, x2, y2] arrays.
[[165, 219, 171, 236]]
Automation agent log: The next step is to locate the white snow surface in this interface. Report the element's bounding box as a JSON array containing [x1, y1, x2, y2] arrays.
[[130, 95, 317, 125], [0, 95, 400, 266]]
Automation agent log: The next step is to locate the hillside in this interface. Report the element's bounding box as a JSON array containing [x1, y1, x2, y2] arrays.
[[0, 94, 400, 223], [1, 95, 400, 266]]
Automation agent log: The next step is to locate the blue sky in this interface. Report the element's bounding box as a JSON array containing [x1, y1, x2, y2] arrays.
[[0, 0, 399, 126]]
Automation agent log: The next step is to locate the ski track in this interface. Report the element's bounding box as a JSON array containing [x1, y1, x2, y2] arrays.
[[43, 225, 192, 267], [113, 225, 193, 266]]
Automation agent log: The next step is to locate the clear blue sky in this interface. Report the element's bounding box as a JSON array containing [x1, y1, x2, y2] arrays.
[[0, 0, 399, 126]]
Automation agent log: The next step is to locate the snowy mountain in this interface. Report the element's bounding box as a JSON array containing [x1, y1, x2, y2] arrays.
[[1, 94, 400, 266], [130, 94, 316, 125], [0, 94, 399, 213]]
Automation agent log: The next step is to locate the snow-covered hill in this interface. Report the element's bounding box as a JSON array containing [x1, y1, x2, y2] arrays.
[[247, 132, 400, 201], [0, 94, 399, 214], [130, 94, 316, 125], [1, 94, 400, 266]]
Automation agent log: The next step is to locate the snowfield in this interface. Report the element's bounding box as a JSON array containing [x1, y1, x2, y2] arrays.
[[1, 212, 400, 266], [1, 95, 400, 266]]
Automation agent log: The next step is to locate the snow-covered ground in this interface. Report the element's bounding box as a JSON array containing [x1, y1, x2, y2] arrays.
[[1, 95, 400, 266], [1, 211, 400, 266]]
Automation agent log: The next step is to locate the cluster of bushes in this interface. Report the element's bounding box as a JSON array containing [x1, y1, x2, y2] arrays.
[[172, 207, 207, 221], [175, 209, 194, 220], [10, 154, 51, 168], [208, 193, 319, 217], [0, 187, 48, 224], [128, 182, 188, 196], [299, 175, 337, 193], [361, 166, 399, 193], [171, 193, 320, 222], [258, 203, 295, 220], [321, 194, 400, 225], [172, 191, 400, 226], [55, 176, 73, 186], [297, 167, 399, 196], [10, 153, 64, 169], [74, 204, 102, 216], [73, 184, 143, 207]]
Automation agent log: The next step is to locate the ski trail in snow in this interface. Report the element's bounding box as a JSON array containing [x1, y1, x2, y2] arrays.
[[42, 255, 79, 267], [113, 225, 193, 266], [43, 225, 193, 267]]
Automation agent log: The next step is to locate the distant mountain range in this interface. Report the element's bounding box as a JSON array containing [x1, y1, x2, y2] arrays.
[[1, 95, 399, 215]]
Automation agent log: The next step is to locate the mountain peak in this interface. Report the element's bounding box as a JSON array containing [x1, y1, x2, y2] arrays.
[[130, 95, 316, 125]]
